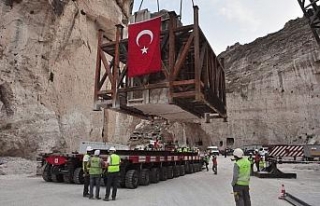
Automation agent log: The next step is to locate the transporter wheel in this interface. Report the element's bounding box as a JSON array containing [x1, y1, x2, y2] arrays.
[[42, 164, 52, 182], [51, 166, 63, 182], [180, 165, 185, 176], [189, 164, 194, 173], [185, 163, 191, 174], [167, 166, 174, 179], [150, 168, 160, 183], [73, 167, 84, 184], [63, 174, 73, 183], [125, 170, 139, 189], [139, 169, 150, 186], [173, 166, 180, 178], [51, 174, 64, 182], [159, 167, 168, 181], [193, 164, 199, 172]]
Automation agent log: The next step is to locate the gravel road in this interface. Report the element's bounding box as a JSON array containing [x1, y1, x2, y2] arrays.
[[0, 156, 318, 206]]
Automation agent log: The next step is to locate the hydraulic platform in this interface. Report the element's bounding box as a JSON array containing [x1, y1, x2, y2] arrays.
[[93, 6, 227, 122]]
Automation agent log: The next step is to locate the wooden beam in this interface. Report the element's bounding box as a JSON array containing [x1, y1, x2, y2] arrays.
[[98, 72, 108, 90], [118, 82, 168, 93], [94, 30, 103, 102], [117, 66, 127, 89], [173, 32, 194, 79], [193, 6, 200, 101], [172, 79, 195, 86], [168, 11, 177, 104], [172, 91, 196, 98], [100, 50, 114, 83]]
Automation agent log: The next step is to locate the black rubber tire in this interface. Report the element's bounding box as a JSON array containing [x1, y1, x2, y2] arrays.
[[196, 163, 201, 172], [139, 169, 150, 186], [180, 165, 185, 176], [125, 170, 139, 189], [189, 164, 194, 173], [150, 168, 160, 183], [167, 166, 174, 179], [173, 166, 180, 178], [193, 164, 198, 172], [185, 163, 191, 174], [63, 173, 73, 183], [51, 174, 64, 182], [73, 167, 84, 184], [42, 164, 52, 182], [159, 167, 168, 181]]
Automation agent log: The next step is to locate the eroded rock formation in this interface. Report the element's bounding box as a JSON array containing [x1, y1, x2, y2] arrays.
[[1, 1, 319, 158], [205, 17, 320, 147], [0, 0, 134, 157]]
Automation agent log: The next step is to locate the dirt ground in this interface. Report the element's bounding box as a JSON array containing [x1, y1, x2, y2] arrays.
[[0, 156, 319, 206]]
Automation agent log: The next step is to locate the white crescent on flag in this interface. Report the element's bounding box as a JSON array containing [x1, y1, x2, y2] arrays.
[[136, 30, 154, 47]]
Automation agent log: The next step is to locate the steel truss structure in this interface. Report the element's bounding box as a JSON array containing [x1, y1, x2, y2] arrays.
[[297, 0, 320, 46], [93, 6, 227, 122]]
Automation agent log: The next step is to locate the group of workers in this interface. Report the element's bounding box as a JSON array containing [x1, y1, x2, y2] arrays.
[[82, 146, 121, 201], [81, 145, 252, 206], [203, 148, 252, 206], [248, 150, 266, 174], [203, 153, 218, 174]]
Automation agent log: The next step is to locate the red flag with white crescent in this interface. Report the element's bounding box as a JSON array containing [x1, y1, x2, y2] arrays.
[[128, 17, 161, 77]]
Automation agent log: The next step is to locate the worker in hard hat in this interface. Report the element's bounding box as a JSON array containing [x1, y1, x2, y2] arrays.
[[82, 146, 93, 197], [248, 153, 254, 175], [104, 146, 121, 201], [88, 149, 104, 200], [231, 148, 252, 206], [212, 154, 218, 175]]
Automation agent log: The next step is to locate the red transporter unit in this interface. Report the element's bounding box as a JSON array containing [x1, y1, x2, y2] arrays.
[[39, 150, 204, 189]]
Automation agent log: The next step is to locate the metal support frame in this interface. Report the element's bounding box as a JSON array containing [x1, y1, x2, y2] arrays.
[[93, 7, 227, 121], [255, 159, 297, 179], [297, 0, 320, 46]]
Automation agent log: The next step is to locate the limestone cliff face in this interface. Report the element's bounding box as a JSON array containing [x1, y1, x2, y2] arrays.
[[0, 0, 133, 157], [2, 1, 318, 158], [206, 18, 320, 147]]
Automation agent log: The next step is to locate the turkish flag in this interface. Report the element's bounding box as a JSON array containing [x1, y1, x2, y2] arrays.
[[128, 17, 161, 77]]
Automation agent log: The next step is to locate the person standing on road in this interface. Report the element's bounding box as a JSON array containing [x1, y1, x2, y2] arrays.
[[204, 153, 210, 171], [254, 150, 261, 172], [212, 154, 218, 174], [88, 149, 104, 200], [82, 146, 93, 197], [231, 148, 251, 206], [104, 147, 121, 201], [248, 153, 254, 175]]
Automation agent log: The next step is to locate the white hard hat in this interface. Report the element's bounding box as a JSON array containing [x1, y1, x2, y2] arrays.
[[109, 146, 116, 151], [86, 146, 93, 151], [94, 150, 100, 156], [233, 148, 244, 158]]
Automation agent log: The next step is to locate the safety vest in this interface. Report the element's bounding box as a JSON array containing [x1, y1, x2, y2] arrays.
[[204, 156, 209, 162], [235, 158, 251, 186], [259, 160, 265, 170], [248, 157, 254, 164], [89, 156, 102, 175], [82, 154, 90, 171], [108, 154, 120, 173]]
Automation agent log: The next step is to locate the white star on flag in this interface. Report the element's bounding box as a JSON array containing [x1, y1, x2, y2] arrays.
[[141, 46, 148, 54]]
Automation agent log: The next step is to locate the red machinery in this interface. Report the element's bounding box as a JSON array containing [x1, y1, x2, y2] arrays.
[[39, 149, 204, 189]]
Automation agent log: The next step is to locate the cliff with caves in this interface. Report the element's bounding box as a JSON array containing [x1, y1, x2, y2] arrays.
[[1, 0, 319, 158], [0, 0, 135, 157], [204, 17, 320, 148]]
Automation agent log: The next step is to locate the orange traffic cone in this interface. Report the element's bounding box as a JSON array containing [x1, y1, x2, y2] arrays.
[[278, 184, 286, 199]]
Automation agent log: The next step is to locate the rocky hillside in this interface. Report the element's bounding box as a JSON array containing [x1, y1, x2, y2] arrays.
[[203, 17, 320, 147], [0, 0, 134, 157], [1, 1, 319, 158]]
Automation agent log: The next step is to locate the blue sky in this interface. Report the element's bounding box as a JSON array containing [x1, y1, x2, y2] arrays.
[[133, 0, 303, 54]]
